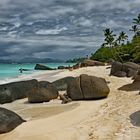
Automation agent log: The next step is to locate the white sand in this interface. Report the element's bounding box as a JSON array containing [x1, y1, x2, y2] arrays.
[[0, 66, 140, 140]]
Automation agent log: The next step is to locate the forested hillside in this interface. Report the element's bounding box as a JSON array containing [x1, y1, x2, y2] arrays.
[[91, 14, 140, 63]]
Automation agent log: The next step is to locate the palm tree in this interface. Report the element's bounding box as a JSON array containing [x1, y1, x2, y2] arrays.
[[101, 43, 107, 48], [131, 14, 140, 37], [102, 28, 126, 62], [133, 13, 140, 25], [103, 28, 114, 37], [103, 28, 116, 48], [130, 25, 139, 33], [117, 35, 122, 45], [102, 28, 119, 61], [117, 31, 128, 45]]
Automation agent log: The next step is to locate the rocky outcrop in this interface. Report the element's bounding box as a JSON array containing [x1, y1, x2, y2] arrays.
[[73, 63, 80, 69], [0, 80, 38, 104], [72, 60, 105, 70], [67, 74, 110, 100], [113, 71, 127, 77], [110, 61, 140, 77], [28, 81, 58, 103], [58, 66, 66, 69], [34, 64, 54, 70], [52, 77, 75, 91], [0, 79, 59, 104], [107, 58, 115, 65], [118, 69, 140, 91], [0, 107, 25, 134], [122, 62, 140, 77], [57, 66, 71, 69], [80, 59, 105, 67], [130, 110, 140, 127], [133, 70, 140, 83], [67, 76, 83, 100], [110, 61, 122, 76]]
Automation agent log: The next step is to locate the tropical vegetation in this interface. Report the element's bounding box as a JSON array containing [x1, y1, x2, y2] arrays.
[[90, 13, 140, 63]]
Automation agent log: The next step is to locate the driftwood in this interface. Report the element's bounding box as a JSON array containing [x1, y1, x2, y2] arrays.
[[59, 94, 72, 104]]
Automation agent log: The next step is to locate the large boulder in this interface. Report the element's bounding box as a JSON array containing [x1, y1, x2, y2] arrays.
[[110, 61, 140, 77], [127, 68, 138, 77], [110, 61, 123, 75], [58, 66, 71, 69], [80, 59, 105, 67], [113, 71, 127, 77], [137, 70, 140, 75], [34, 64, 54, 70], [122, 62, 140, 77], [118, 70, 140, 91], [67, 77, 83, 100], [67, 74, 110, 100], [0, 80, 38, 104], [52, 77, 75, 91], [28, 81, 58, 103], [73, 63, 80, 69], [58, 66, 66, 69], [0, 107, 25, 134], [130, 110, 140, 127], [133, 70, 140, 83], [134, 75, 140, 83], [107, 58, 115, 65]]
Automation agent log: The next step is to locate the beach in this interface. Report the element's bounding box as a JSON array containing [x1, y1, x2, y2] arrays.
[[0, 66, 140, 140]]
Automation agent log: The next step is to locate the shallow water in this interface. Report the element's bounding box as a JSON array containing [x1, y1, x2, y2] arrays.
[[0, 63, 75, 80]]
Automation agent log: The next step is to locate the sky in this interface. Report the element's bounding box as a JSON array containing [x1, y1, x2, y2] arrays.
[[0, 0, 140, 61]]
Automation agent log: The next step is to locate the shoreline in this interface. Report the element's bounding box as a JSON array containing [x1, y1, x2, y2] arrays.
[[0, 65, 110, 85], [0, 69, 64, 84], [0, 62, 76, 84]]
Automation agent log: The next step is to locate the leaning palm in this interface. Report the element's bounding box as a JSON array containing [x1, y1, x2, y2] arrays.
[[103, 28, 115, 38], [133, 13, 140, 25], [118, 31, 128, 45], [102, 28, 119, 60], [105, 35, 115, 48], [130, 25, 139, 33]]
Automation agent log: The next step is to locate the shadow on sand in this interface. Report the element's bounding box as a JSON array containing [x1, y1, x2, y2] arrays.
[[130, 110, 140, 127], [118, 82, 140, 91]]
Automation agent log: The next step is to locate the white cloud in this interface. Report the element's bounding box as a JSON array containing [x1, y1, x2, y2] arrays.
[[36, 27, 67, 35], [73, 17, 93, 27], [33, 52, 50, 58], [101, 20, 122, 28], [0, 0, 140, 59], [5, 46, 21, 53], [0, 27, 8, 31]]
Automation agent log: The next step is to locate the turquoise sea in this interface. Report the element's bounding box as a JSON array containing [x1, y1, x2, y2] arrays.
[[0, 63, 75, 80]]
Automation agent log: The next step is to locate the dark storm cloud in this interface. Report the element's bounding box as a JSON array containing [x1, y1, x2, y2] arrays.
[[0, 0, 140, 60]]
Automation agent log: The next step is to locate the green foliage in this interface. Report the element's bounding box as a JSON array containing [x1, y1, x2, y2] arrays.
[[68, 13, 140, 64], [133, 13, 140, 25], [90, 47, 112, 62], [90, 13, 140, 63], [91, 35, 140, 63], [130, 35, 140, 62]]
